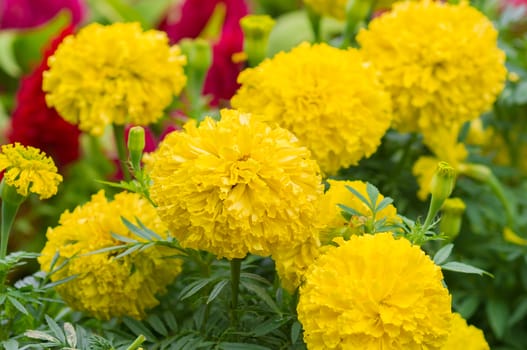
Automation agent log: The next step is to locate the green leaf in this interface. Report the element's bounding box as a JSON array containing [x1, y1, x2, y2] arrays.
[[508, 298, 527, 327], [486, 298, 509, 339], [251, 318, 288, 337], [218, 342, 271, 350], [146, 314, 168, 337], [122, 317, 156, 341], [207, 279, 229, 304], [45, 315, 66, 344], [43, 274, 79, 289], [345, 185, 372, 211], [162, 311, 178, 332], [110, 232, 139, 244], [365, 182, 379, 210], [121, 216, 162, 241], [114, 244, 143, 259], [88, 0, 148, 28], [180, 278, 214, 300], [81, 244, 129, 256], [513, 81, 527, 105], [241, 281, 281, 315], [2, 340, 19, 350], [455, 295, 481, 320], [24, 330, 59, 343], [291, 321, 302, 344], [7, 296, 28, 315], [135, 218, 164, 241], [375, 197, 394, 212], [240, 272, 272, 285], [0, 33, 21, 77], [441, 262, 493, 277], [64, 323, 77, 348], [433, 244, 454, 265], [337, 204, 362, 217]]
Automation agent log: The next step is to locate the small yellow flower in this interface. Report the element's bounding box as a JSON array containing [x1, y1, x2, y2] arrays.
[[297, 233, 452, 349], [43, 22, 187, 136], [357, 0, 506, 139], [442, 313, 489, 349], [39, 191, 182, 320], [149, 109, 323, 260], [0, 143, 62, 199], [231, 42, 392, 175]]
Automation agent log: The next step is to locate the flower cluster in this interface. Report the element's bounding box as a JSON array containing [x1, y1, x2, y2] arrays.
[[43, 22, 187, 136], [357, 0, 506, 140], [297, 233, 452, 349], [0, 143, 62, 199], [39, 191, 182, 320], [232, 42, 392, 174], [149, 109, 323, 259]]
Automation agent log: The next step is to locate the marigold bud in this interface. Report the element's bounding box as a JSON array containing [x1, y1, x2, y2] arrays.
[[440, 197, 466, 241], [240, 15, 275, 67], [127, 126, 145, 171], [431, 161, 456, 204]]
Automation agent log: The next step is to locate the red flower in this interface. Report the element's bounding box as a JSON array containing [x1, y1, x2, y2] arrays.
[[7, 25, 81, 168], [158, 0, 249, 106], [0, 0, 85, 29]]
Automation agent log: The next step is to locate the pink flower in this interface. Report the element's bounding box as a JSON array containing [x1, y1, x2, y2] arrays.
[[0, 0, 85, 29], [7, 25, 81, 168]]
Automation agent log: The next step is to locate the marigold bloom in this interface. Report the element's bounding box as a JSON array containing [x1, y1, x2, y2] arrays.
[[231, 42, 392, 175], [8, 25, 80, 167], [357, 1, 506, 139], [0, 143, 62, 199], [318, 179, 399, 241], [272, 236, 321, 293], [43, 22, 187, 136], [149, 109, 323, 260], [442, 313, 489, 349], [39, 191, 182, 320], [297, 233, 452, 349]]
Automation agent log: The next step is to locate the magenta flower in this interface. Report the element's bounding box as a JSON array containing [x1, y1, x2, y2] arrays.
[[158, 0, 249, 106], [0, 0, 85, 29]]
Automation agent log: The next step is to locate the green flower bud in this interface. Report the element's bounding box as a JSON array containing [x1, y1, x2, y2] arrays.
[[240, 15, 275, 67], [440, 197, 466, 242], [431, 161, 456, 205], [179, 38, 213, 98], [127, 126, 145, 172]]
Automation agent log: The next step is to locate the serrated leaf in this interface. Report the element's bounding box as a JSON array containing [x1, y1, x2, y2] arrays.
[[375, 197, 394, 213], [110, 232, 139, 244], [45, 315, 65, 343], [241, 281, 281, 315], [207, 279, 229, 304], [122, 317, 156, 341], [146, 314, 168, 337], [114, 244, 143, 259], [7, 296, 28, 315], [121, 216, 161, 241], [43, 274, 79, 289], [136, 218, 164, 241], [486, 299, 509, 339], [180, 278, 214, 300], [63, 323, 76, 348], [291, 321, 302, 344], [345, 185, 373, 211], [365, 182, 379, 210], [433, 244, 454, 265], [337, 204, 363, 217], [24, 330, 59, 343], [441, 261, 492, 277], [81, 244, 129, 256], [240, 272, 272, 285], [163, 311, 178, 332]]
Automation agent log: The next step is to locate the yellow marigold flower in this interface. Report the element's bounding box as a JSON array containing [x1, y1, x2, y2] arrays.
[[272, 236, 321, 293], [0, 143, 62, 199], [413, 128, 468, 200], [231, 42, 392, 175], [39, 191, 182, 320], [43, 22, 187, 136], [149, 109, 323, 260], [357, 1, 506, 139], [318, 179, 399, 241], [297, 233, 452, 349], [442, 313, 489, 349]]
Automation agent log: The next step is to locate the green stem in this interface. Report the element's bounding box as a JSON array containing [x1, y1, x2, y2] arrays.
[[1, 200, 21, 259], [230, 258, 242, 328], [422, 196, 443, 232], [125, 334, 146, 350], [306, 7, 322, 43], [113, 124, 132, 181]]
